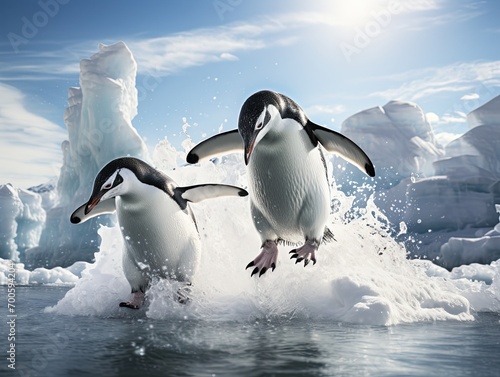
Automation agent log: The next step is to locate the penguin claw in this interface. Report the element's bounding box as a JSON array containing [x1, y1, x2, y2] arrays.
[[251, 267, 259, 277], [119, 302, 139, 310], [259, 267, 267, 277], [247, 241, 279, 277], [288, 241, 319, 268], [119, 291, 145, 309]]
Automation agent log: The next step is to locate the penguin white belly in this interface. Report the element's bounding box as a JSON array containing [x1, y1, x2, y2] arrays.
[[248, 122, 330, 243], [116, 186, 201, 290]]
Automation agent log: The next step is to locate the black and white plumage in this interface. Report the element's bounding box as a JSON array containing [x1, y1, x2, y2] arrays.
[[70, 157, 248, 308], [187, 90, 375, 277]]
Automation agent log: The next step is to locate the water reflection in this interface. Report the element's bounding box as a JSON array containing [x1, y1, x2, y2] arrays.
[[9, 287, 500, 377]]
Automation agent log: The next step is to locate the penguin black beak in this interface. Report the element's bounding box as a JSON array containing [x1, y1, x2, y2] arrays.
[[85, 193, 103, 215], [244, 136, 257, 165]]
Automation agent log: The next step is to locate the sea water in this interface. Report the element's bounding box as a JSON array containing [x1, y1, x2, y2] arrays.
[[2, 286, 500, 377]]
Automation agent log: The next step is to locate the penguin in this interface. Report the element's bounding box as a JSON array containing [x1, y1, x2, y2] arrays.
[[186, 90, 375, 277], [70, 157, 248, 308]]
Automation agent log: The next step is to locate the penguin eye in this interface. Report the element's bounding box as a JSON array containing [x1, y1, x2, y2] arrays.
[[102, 178, 115, 190], [264, 109, 271, 125], [255, 108, 271, 131], [102, 170, 122, 190]]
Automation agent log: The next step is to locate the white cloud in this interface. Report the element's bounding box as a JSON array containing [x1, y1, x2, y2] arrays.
[[441, 115, 467, 123], [126, 7, 475, 77], [460, 93, 480, 100], [305, 104, 346, 115], [125, 14, 321, 76], [220, 52, 239, 61], [0, 44, 91, 81], [369, 61, 500, 102], [424, 111, 467, 126], [0, 3, 480, 81], [393, 0, 483, 32], [434, 131, 461, 147], [425, 112, 439, 124], [0, 83, 66, 188]]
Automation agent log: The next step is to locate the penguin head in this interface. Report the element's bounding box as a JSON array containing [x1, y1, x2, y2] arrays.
[[238, 90, 307, 165], [85, 168, 124, 215], [84, 157, 147, 215]]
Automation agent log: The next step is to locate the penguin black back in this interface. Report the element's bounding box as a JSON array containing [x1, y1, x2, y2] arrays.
[[91, 157, 176, 197], [238, 90, 319, 149]]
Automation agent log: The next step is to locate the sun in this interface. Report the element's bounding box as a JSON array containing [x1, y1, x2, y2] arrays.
[[331, 0, 385, 27]]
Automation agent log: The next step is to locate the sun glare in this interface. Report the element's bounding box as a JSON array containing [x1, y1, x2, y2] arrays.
[[331, 0, 384, 27]]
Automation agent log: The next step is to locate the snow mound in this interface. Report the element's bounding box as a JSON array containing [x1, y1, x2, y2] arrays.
[[0, 258, 80, 285]]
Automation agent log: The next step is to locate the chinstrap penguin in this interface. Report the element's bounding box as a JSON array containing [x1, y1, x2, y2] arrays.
[[71, 157, 248, 308], [187, 90, 375, 277]]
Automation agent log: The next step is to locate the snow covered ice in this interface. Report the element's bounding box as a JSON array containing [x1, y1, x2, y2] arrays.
[[2, 41, 500, 325]]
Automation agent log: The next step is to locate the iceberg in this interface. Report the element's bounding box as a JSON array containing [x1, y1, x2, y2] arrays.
[[338, 95, 500, 269], [0, 184, 45, 261], [25, 42, 149, 269], [0, 184, 24, 260], [337, 100, 444, 189], [467, 94, 500, 128]]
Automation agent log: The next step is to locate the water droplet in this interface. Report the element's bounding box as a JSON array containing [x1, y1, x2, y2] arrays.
[[330, 198, 341, 214], [134, 346, 145, 356], [397, 221, 407, 236]]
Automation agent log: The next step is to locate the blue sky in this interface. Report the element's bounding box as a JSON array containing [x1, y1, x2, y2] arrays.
[[1, 0, 500, 188]]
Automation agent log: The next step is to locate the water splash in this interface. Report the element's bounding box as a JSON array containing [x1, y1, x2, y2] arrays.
[[45, 141, 500, 325]]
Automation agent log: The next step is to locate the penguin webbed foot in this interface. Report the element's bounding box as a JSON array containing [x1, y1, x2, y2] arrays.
[[119, 290, 145, 310], [119, 301, 140, 310], [245, 240, 279, 277], [289, 241, 319, 267]]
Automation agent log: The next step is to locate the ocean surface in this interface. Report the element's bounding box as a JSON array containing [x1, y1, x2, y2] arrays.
[[2, 286, 500, 377]]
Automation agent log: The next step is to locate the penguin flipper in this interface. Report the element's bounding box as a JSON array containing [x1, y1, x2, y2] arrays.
[[186, 129, 243, 163], [70, 198, 116, 224], [177, 184, 248, 203], [310, 122, 375, 177]]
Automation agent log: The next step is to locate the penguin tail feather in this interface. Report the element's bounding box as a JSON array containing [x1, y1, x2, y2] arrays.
[[322, 227, 336, 243]]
